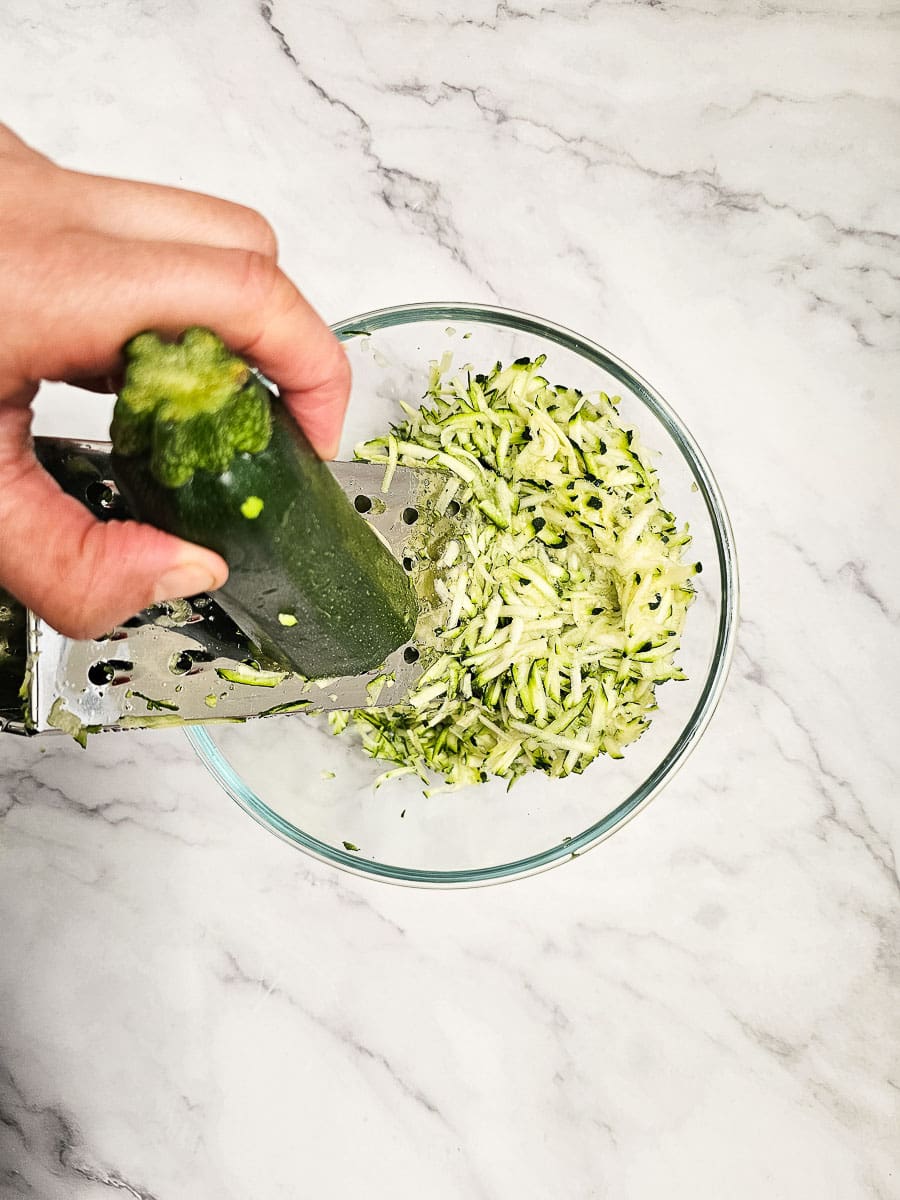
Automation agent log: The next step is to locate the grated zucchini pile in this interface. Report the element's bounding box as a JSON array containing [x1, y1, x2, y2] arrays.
[[330, 356, 700, 790]]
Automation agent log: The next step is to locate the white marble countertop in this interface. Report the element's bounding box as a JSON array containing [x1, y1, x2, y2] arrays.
[[2, 2, 898, 1197]]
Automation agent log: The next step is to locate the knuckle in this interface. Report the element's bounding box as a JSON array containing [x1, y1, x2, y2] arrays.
[[230, 247, 283, 313], [240, 207, 278, 258], [219, 201, 278, 258]]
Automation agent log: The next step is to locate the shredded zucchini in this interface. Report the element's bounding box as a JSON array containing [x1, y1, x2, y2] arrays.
[[335, 356, 699, 789], [215, 664, 289, 687]]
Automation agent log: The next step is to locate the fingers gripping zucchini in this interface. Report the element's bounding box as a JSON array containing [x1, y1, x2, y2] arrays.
[[110, 329, 417, 680]]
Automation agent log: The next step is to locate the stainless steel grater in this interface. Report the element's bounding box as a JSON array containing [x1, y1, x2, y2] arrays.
[[2, 438, 461, 737]]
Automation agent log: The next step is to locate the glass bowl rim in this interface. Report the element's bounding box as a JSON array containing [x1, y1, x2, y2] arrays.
[[186, 301, 740, 888]]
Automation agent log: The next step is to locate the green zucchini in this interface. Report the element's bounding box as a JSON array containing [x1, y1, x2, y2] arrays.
[[110, 329, 418, 680]]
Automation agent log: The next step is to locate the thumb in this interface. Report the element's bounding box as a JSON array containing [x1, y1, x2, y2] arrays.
[[0, 461, 227, 640]]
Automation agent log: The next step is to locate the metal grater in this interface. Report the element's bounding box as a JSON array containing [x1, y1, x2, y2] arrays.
[[3, 438, 463, 736]]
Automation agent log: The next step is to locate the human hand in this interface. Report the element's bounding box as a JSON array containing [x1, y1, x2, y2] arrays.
[[0, 124, 350, 639]]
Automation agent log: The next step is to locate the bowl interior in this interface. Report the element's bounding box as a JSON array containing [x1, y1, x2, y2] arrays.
[[187, 304, 737, 885]]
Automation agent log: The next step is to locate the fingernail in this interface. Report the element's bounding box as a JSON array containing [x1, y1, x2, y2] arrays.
[[152, 563, 220, 603]]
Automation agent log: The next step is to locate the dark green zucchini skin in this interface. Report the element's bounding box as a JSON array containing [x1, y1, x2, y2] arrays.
[[111, 403, 418, 680]]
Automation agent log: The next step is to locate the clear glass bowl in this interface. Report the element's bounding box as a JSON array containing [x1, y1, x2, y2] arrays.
[[186, 303, 739, 887]]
